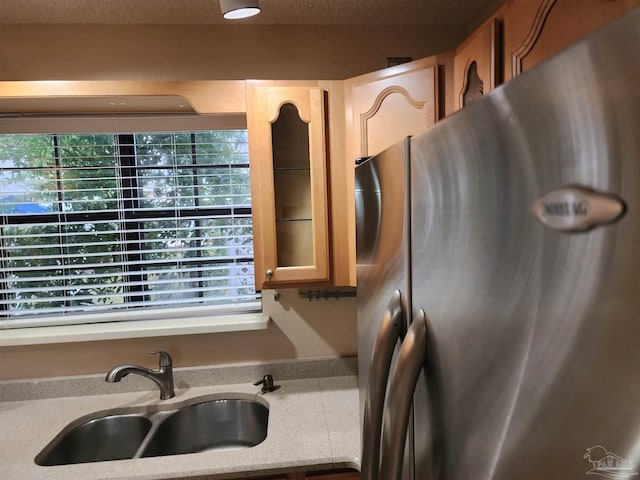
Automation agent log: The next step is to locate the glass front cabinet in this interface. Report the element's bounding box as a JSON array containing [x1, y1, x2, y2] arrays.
[[247, 86, 330, 290]]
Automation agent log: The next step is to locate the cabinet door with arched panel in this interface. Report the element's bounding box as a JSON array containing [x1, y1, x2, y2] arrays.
[[247, 85, 330, 290], [345, 57, 440, 161], [453, 18, 502, 112], [505, 0, 639, 81]]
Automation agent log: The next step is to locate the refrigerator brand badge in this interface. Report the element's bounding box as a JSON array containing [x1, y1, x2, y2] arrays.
[[584, 446, 638, 478], [530, 186, 626, 232]]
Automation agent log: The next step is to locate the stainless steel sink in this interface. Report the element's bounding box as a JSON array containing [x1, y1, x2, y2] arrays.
[[35, 395, 269, 466], [140, 398, 269, 457], [35, 415, 152, 466]]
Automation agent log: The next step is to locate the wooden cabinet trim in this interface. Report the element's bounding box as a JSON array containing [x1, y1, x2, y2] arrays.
[[0, 80, 247, 115], [359, 85, 426, 156], [454, 18, 501, 111], [511, 0, 558, 76]]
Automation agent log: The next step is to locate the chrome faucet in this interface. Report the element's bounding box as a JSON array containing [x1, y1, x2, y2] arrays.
[[105, 351, 175, 400]]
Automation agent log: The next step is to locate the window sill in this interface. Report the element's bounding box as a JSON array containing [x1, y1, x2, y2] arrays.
[[0, 313, 270, 347]]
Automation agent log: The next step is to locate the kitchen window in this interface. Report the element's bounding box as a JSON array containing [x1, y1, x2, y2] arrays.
[[0, 127, 259, 330]]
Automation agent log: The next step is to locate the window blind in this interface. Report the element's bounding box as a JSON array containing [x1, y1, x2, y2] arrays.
[[0, 130, 259, 328]]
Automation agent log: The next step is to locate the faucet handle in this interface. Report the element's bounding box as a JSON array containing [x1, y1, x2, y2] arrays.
[[150, 351, 172, 367]]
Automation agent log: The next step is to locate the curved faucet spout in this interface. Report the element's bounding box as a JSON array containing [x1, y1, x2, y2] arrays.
[[105, 351, 175, 400], [106, 364, 153, 382]]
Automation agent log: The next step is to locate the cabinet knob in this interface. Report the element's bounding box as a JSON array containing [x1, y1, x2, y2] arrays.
[[266, 269, 273, 280]]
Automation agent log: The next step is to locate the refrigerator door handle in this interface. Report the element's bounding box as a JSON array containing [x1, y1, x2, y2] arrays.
[[379, 308, 431, 480], [361, 290, 406, 480]]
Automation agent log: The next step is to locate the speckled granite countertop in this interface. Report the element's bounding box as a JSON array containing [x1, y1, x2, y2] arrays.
[[0, 359, 360, 480]]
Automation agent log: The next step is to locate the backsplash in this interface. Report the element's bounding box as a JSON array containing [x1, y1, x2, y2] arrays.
[[0, 356, 357, 402]]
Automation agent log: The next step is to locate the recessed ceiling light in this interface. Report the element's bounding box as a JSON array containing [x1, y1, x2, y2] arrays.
[[220, 0, 261, 19]]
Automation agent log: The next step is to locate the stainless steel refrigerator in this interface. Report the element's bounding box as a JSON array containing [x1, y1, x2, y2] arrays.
[[356, 6, 640, 480]]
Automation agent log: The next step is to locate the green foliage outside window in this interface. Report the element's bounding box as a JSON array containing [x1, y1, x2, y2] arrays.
[[0, 130, 257, 324]]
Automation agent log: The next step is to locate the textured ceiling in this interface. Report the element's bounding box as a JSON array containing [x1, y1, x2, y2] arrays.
[[0, 0, 504, 26]]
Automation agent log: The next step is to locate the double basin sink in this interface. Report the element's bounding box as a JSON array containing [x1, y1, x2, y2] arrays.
[[35, 394, 269, 466]]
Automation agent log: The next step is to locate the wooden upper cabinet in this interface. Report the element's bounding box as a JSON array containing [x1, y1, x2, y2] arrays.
[[504, 0, 640, 81], [339, 57, 440, 286], [345, 57, 440, 161], [247, 85, 330, 290], [453, 18, 501, 111]]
